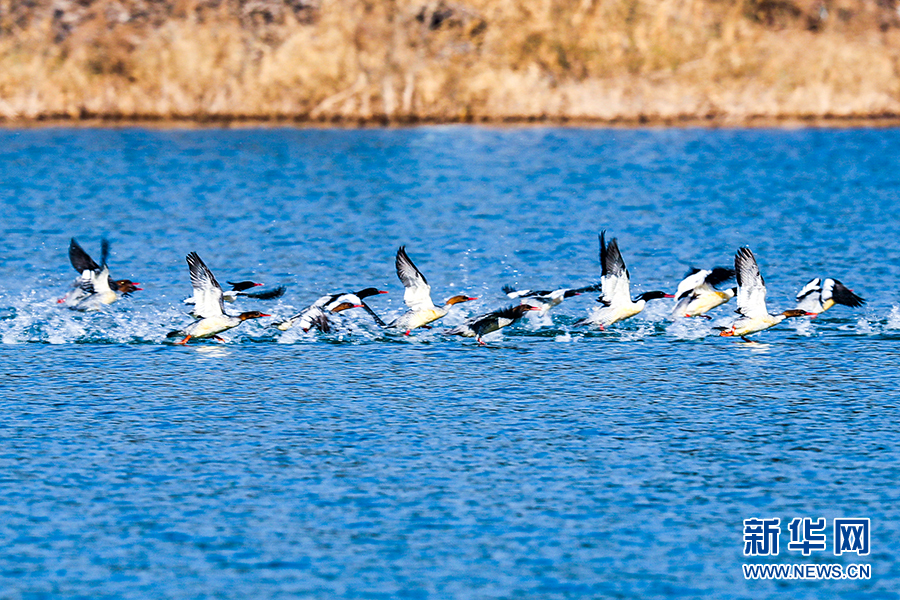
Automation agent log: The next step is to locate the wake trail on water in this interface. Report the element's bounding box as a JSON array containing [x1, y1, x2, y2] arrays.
[[1, 287, 895, 345]]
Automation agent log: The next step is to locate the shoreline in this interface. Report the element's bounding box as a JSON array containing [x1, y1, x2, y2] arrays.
[[4, 113, 900, 130]]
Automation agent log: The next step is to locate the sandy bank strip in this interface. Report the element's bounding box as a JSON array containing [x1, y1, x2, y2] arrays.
[[4, 113, 900, 129]]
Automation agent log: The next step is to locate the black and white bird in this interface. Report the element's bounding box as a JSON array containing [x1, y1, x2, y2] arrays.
[[671, 267, 736, 318], [167, 252, 269, 344], [720, 247, 812, 341], [447, 304, 540, 344], [184, 280, 285, 307], [388, 246, 476, 334], [59, 238, 141, 311], [501, 285, 587, 315], [274, 288, 387, 332], [575, 231, 672, 328], [795, 278, 865, 315]]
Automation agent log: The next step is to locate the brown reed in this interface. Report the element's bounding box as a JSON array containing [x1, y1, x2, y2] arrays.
[[0, 0, 899, 124]]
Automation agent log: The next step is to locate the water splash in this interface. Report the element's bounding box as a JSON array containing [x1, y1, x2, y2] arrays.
[[887, 306, 900, 330]]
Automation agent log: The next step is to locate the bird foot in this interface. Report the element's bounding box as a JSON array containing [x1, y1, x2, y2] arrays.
[[176, 335, 192, 345]]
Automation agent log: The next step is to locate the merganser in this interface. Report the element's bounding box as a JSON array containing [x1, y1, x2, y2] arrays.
[[274, 287, 387, 332], [720, 247, 813, 341], [501, 285, 583, 314], [575, 231, 673, 328], [60, 238, 142, 311], [388, 246, 476, 334], [184, 280, 286, 306], [672, 267, 736, 318], [447, 304, 541, 344], [167, 252, 269, 344], [795, 278, 865, 315]]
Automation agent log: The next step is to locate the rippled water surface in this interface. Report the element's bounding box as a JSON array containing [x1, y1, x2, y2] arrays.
[[1, 127, 898, 599]]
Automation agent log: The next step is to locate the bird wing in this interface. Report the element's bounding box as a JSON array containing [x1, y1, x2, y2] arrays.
[[360, 301, 387, 326], [795, 277, 821, 302], [75, 270, 96, 294], [675, 268, 709, 300], [186, 252, 225, 318], [502, 284, 530, 298], [599, 232, 631, 306], [68, 238, 100, 273], [705, 267, 735, 288], [572, 282, 603, 293], [829, 279, 866, 307], [395, 246, 434, 311], [246, 286, 287, 300], [734, 247, 768, 318], [99, 239, 110, 268]]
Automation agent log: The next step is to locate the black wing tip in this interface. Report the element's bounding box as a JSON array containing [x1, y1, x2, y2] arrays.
[[395, 245, 427, 285], [683, 267, 702, 278], [832, 281, 866, 307], [734, 247, 756, 278], [501, 284, 516, 295], [68, 237, 102, 273], [361, 301, 388, 327], [100, 238, 110, 267], [707, 267, 736, 287]]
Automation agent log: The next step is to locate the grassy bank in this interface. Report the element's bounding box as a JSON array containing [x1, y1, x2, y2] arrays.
[[1, 0, 900, 124]]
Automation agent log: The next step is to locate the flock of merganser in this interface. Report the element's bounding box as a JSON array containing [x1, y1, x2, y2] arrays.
[[59, 231, 867, 345]]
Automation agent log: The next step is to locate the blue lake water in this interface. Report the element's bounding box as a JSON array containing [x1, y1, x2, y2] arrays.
[[1, 126, 898, 599]]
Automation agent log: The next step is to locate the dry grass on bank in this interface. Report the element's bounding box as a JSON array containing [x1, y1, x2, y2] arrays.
[[0, 0, 899, 122]]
